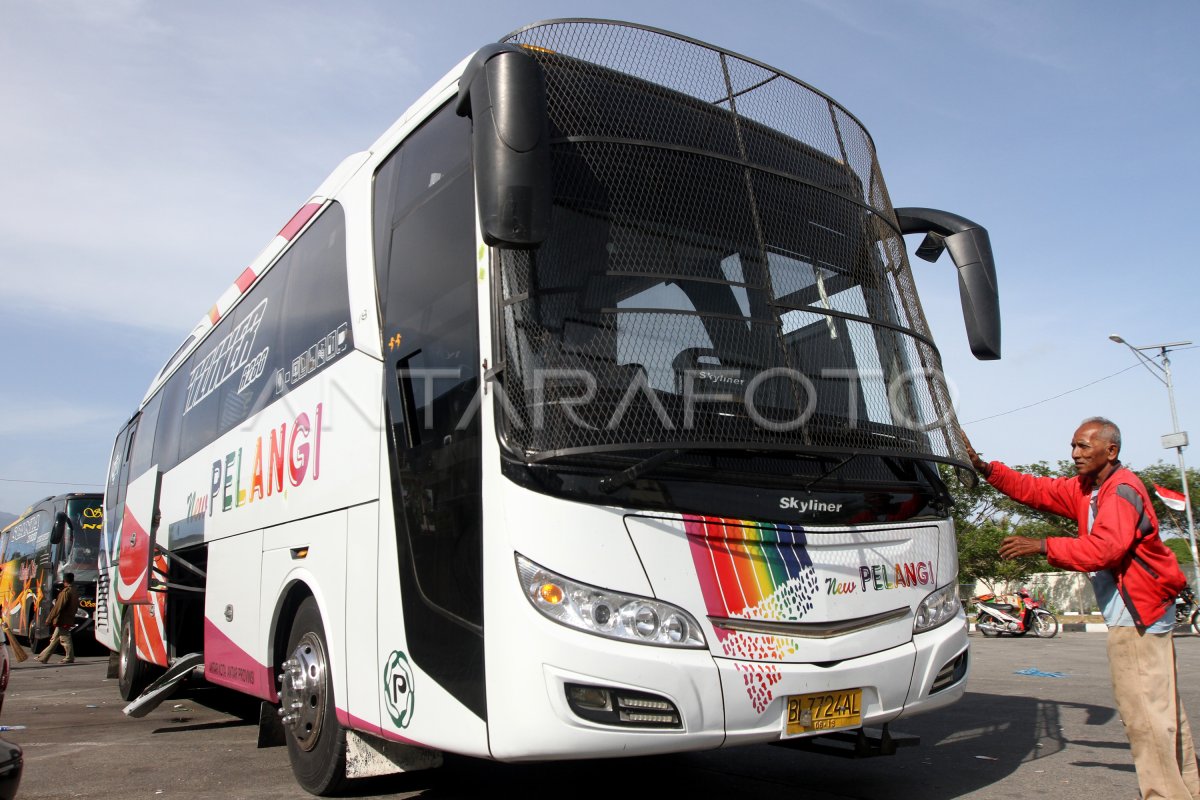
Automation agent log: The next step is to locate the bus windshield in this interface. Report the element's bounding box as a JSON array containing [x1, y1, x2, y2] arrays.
[[65, 497, 103, 581], [495, 40, 962, 474]]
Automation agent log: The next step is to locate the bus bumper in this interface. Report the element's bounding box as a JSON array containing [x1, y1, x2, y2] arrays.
[[721, 610, 968, 746], [487, 627, 726, 761], [486, 610, 968, 760]]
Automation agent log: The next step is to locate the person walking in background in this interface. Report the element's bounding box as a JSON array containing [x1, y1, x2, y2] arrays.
[[36, 572, 79, 665], [964, 417, 1197, 800]]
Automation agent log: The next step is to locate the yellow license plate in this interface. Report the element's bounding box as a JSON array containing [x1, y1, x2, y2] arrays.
[[785, 689, 862, 735]]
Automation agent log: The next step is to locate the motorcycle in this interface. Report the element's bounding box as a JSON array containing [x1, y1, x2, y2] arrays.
[[1176, 587, 1200, 634], [973, 588, 1059, 638]]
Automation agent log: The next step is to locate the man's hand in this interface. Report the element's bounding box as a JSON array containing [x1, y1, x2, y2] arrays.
[[999, 536, 1046, 560], [959, 429, 990, 476]]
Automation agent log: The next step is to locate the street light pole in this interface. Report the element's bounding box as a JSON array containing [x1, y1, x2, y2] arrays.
[[1109, 334, 1198, 590]]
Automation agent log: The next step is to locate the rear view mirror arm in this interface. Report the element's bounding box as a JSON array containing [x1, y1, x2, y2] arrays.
[[894, 207, 1001, 361]]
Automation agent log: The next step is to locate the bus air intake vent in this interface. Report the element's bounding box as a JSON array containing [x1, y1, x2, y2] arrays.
[[930, 650, 968, 694]]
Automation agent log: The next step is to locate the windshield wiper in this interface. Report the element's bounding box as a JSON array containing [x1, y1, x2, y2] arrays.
[[598, 446, 838, 494], [802, 452, 860, 492], [801, 451, 951, 500], [563, 443, 953, 496], [599, 448, 685, 494]]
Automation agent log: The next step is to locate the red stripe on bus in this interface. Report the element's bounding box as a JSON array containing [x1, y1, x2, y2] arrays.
[[278, 203, 321, 241], [134, 604, 167, 667], [202, 617, 279, 702], [208, 305, 220, 325], [234, 267, 256, 293]]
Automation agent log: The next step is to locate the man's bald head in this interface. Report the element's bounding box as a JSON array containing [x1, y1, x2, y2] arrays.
[[1079, 416, 1122, 453]]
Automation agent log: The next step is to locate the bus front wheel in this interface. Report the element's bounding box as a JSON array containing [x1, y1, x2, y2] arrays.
[[26, 602, 42, 654], [280, 597, 347, 796], [118, 611, 152, 700]]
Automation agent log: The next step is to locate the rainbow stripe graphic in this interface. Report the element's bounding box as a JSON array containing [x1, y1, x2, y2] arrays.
[[684, 515, 821, 710], [684, 515, 818, 623]]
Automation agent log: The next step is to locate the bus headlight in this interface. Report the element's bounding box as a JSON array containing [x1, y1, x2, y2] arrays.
[[914, 584, 961, 633], [516, 554, 706, 648]]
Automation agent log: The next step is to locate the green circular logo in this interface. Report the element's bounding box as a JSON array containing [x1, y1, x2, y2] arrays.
[[382, 650, 415, 729]]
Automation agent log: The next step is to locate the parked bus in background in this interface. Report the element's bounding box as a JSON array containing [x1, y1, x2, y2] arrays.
[[99, 20, 1001, 795], [0, 493, 103, 649]]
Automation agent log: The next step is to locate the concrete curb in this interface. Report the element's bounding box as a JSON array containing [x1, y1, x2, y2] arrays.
[[969, 622, 1109, 633]]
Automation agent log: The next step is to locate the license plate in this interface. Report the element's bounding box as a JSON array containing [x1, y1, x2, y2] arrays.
[[785, 689, 862, 735]]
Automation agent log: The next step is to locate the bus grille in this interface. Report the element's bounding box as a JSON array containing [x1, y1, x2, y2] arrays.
[[94, 572, 109, 630]]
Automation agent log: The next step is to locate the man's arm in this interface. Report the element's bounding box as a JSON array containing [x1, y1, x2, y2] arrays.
[[961, 431, 1076, 519], [986, 462, 1079, 520], [45, 588, 67, 626]]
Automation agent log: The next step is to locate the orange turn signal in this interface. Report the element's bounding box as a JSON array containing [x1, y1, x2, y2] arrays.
[[539, 583, 565, 605]]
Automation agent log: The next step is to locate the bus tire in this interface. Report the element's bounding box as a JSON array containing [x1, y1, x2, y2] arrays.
[[280, 597, 347, 796], [25, 601, 41, 653], [118, 611, 152, 700]]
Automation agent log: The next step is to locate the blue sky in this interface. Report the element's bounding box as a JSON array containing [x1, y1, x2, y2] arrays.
[[1, 0, 1197, 514]]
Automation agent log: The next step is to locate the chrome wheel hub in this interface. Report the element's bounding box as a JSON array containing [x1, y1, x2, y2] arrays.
[[278, 632, 327, 751]]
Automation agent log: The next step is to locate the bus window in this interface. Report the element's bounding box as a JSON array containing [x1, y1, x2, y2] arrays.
[[373, 105, 471, 308], [128, 393, 161, 481], [152, 369, 186, 473], [277, 203, 352, 397], [65, 497, 103, 583]]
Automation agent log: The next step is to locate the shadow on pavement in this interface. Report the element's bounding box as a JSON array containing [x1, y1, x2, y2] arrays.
[[314, 690, 1125, 800], [152, 718, 255, 735], [159, 678, 261, 725], [1070, 760, 1135, 773]]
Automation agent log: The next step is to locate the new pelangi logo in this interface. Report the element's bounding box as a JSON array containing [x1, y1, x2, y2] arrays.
[[382, 650, 415, 729]]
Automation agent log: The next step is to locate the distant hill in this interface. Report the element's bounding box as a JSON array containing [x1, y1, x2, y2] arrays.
[[0, 511, 16, 529]]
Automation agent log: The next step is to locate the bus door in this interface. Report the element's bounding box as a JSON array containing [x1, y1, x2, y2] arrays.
[[114, 392, 164, 607], [32, 505, 54, 630], [98, 420, 135, 648], [49, 497, 72, 581], [116, 471, 161, 606]]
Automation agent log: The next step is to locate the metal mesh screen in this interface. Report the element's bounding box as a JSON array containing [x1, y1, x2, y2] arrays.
[[498, 20, 966, 467]]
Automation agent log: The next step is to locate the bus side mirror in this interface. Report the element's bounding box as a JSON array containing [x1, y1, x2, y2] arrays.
[[51, 511, 69, 545], [894, 207, 1001, 360], [457, 43, 552, 249]]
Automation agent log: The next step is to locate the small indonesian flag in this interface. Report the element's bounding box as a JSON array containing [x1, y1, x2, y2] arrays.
[[1155, 484, 1188, 512]]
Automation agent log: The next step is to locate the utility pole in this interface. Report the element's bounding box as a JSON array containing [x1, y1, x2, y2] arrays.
[[1110, 335, 1197, 590]]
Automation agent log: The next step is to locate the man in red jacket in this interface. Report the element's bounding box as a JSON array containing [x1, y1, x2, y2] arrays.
[[966, 417, 1197, 800]]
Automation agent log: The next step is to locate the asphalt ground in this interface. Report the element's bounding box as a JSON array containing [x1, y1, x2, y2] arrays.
[[4, 630, 1198, 799]]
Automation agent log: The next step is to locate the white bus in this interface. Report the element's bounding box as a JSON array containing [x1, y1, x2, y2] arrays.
[[99, 19, 1001, 795]]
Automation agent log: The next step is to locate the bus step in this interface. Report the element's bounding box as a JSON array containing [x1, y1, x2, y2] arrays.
[[772, 725, 919, 758], [122, 652, 205, 718]]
